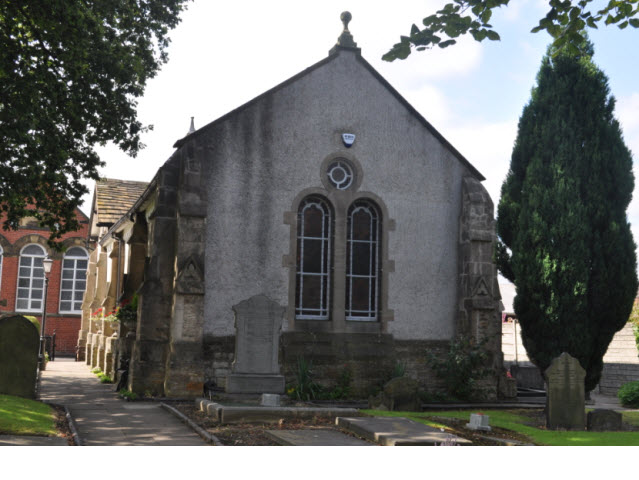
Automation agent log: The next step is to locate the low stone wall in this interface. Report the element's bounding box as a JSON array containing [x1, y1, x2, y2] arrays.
[[202, 332, 501, 400]]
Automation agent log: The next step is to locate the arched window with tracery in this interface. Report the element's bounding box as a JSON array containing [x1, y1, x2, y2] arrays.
[[16, 244, 47, 312], [59, 247, 89, 313], [295, 196, 332, 320], [346, 200, 380, 321]]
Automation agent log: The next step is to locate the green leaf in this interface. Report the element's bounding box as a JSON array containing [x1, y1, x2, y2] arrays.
[[486, 30, 501, 40]]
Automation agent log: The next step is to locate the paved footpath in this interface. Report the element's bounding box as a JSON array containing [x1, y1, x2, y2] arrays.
[[38, 358, 209, 446]]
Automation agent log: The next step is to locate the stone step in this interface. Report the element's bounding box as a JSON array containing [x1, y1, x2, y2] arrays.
[[336, 416, 472, 446]]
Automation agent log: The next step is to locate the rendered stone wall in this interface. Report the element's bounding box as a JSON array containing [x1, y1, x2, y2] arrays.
[[200, 49, 470, 342]]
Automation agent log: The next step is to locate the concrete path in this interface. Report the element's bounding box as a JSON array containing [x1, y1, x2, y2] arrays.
[[38, 358, 209, 446]]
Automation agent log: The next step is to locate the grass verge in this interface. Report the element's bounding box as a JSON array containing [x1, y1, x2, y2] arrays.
[[0, 394, 57, 436], [363, 408, 639, 446]]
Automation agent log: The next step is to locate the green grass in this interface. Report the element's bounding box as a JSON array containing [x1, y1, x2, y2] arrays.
[[363, 408, 639, 446], [0, 394, 57, 436]]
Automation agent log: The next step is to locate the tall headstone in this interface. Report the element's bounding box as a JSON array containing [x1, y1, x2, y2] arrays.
[[226, 295, 286, 394], [0, 315, 40, 398], [545, 352, 586, 430]]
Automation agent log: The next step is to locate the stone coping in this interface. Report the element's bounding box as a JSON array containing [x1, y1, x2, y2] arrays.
[[196, 397, 361, 424]]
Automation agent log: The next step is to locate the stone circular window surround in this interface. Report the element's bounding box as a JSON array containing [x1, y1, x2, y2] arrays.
[[320, 154, 362, 192]]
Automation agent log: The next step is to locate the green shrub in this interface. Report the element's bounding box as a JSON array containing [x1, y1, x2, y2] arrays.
[[98, 374, 113, 384], [118, 389, 138, 401], [618, 381, 639, 408], [426, 337, 489, 401], [91, 367, 102, 374]]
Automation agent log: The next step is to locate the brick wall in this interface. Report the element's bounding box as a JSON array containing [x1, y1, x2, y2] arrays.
[[0, 207, 90, 356]]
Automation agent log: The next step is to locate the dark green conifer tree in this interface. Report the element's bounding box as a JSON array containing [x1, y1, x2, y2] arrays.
[[497, 39, 637, 392]]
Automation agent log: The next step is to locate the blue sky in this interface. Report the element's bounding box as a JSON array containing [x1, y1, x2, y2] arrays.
[[87, 0, 639, 266]]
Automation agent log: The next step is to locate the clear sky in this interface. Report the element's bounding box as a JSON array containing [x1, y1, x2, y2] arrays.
[[87, 0, 639, 262]]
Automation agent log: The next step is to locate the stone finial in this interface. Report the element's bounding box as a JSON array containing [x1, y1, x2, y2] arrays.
[[188, 116, 195, 134], [329, 11, 360, 55]]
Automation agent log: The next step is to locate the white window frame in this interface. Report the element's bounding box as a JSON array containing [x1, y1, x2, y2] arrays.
[[346, 201, 380, 321], [295, 197, 332, 320], [59, 246, 89, 314], [15, 244, 47, 313]]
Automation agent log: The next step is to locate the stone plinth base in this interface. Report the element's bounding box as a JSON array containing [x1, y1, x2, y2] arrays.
[[226, 374, 285, 394]]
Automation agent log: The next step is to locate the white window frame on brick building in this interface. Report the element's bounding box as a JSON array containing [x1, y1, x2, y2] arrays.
[[16, 244, 47, 312], [59, 246, 89, 314]]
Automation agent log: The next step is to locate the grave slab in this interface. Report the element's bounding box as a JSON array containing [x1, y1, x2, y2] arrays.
[[336, 416, 472, 446]]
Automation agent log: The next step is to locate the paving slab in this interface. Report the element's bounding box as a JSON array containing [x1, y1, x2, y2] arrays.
[[38, 358, 209, 446], [336, 417, 472, 446], [265, 428, 375, 446]]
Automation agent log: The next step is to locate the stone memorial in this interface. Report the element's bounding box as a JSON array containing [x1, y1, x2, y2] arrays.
[[0, 315, 40, 398], [368, 376, 421, 411], [226, 295, 286, 394], [545, 352, 586, 430], [586, 409, 622, 431]]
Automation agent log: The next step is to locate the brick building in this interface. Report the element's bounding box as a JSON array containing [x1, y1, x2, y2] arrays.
[[0, 208, 91, 355]]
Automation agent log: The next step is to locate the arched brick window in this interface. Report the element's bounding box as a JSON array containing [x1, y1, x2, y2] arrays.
[[59, 247, 89, 313], [295, 196, 333, 320], [16, 244, 47, 312], [346, 200, 380, 321]]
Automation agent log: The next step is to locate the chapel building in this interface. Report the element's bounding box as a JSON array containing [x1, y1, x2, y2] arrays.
[[79, 14, 505, 399]]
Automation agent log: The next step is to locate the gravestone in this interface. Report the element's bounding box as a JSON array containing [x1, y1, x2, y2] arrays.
[[545, 352, 586, 430], [586, 409, 622, 431], [226, 295, 285, 394], [368, 376, 421, 411], [0, 315, 40, 398]]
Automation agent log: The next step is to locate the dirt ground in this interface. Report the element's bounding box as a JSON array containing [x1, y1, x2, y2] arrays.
[[51, 404, 75, 445], [170, 403, 544, 446]]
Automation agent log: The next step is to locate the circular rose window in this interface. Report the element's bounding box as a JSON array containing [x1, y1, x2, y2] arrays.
[[327, 160, 353, 190]]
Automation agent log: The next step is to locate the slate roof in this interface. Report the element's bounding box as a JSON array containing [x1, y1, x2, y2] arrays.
[[94, 178, 149, 226]]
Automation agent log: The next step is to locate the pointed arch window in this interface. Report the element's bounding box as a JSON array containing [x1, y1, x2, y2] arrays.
[[59, 247, 89, 313], [346, 200, 380, 321], [16, 244, 47, 312], [295, 196, 332, 320]]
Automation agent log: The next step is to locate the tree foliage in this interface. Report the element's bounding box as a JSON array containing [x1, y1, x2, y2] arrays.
[[383, 0, 639, 61], [496, 39, 637, 391], [0, 0, 190, 246]]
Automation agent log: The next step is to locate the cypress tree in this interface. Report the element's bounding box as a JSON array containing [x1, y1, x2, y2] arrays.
[[497, 39, 638, 392]]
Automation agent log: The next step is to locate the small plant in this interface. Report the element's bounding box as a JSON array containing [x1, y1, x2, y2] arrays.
[[118, 389, 138, 401], [116, 294, 138, 325], [98, 374, 113, 384], [427, 337, 490, 401], [618, 381, 639, 408], [91, 367, 102, 374], [391, 361, 406, 379], [320, 365, 353, 400], [288, 357, 322, 401]]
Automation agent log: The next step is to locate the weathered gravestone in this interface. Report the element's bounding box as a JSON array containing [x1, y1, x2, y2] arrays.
[[586, 409, 622, 431], [545, 352, 585, 430], [368, 376, 421, 411], [0, 315, 40, 398], [226, 295, 285, 394]]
